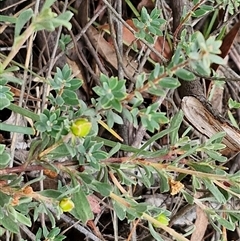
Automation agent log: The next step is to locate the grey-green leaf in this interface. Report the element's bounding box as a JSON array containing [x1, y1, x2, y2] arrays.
[[175, 69, 195, 81]]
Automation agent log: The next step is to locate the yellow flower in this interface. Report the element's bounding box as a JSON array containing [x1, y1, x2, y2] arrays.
[[70, 118, 92, 137], [59, 198, 75, 212]]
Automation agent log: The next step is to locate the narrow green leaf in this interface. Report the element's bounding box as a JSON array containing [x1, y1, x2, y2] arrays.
[[15, 9, 33, 38], [203, 179, 226, 203], [181, 190, 194, 204], [1, 122, 35, 136], [112, 200, 126, 221], [148, 222, 164, 241], [204, 149, 227, 162], [71, 179, 93, 224], [41, 0, 56, 11], [52, 11, 73, 30], [0, 214, 19, 234], [39, 190, 62, 199], [217, 215, 235, 231], [91, 180, 112, 196], [15, 212, 31, 227], [0, 152, 11, 168], [155, 170, 169, 192], [108, 142, 121, 157], [169, 110, 184, 144], [159, 77, 180, 88], [0, 123, 35, 135], [0, 191, 11, 207], [132, 125, 178, 158], [0, 15, 16, 23], [175, 69, 195, 81], [7, 103, 40, 121]]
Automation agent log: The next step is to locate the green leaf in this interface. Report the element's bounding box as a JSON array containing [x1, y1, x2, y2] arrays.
[[112, 200, 126, 221], [0, 97, 10, 110], [145, 33, 154, 44], [39, 190, 62, 199], [155, 213, 169, 225], [204, 149, 227, 162], [159, 77, 180, 88], [0, 15, 16, 23], [41, 0, 56, 11], [91, 181, 112, 196], [194, 9, 207, 17], [0, 73, 22, 85], [206, 131, 225, 144], [135, 30, 145, 39], [149, 222, 164, 241], [52, 11, 73, 30], [0, 123, 35, 135], [0, 214, 19, 233], [67, 78, 82, 91], [132, 125, 177, 158], [181, 190, 194, 204], [156, 170, 169, 193], [106, 110, 123, 128], [203, 179, 226, 203], [15, 212, 31, 227], [228, 98, 240, 109], [150, 8, 160, 19], [169, 110, 184, 145], [209, 54, 225, 65], [71, 185, 93, 224], [0, 191, 11, 207], [116, 169, 137, 186], [141, 7, 149, 23], [0, 144, 4, 154], [62, 89, 79, 105], [111, 99, 122, 112], [7, 103, 40, 121], [189, 162, 214, 173], [48, 143, 70, 159], [136, 73, 146, 89], [216, 215, 235, 231], [0, 152, 11, 168], [108, 142, 121, 157], [175, 69, 195, 81], [171, 47, 183, 65], [14, 9, 33, 38]]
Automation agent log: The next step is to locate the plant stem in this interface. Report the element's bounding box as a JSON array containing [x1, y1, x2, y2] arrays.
[[1, 24, 35, 71], [109, 192, 190, 241]]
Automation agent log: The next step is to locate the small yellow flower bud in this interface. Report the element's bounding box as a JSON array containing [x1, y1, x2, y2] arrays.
[[154, 213, 169, 227], [59, 198, 75, 212], [70, 118, 92, 137]]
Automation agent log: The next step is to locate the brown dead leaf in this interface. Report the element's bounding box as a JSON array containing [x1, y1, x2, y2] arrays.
[[87, 25, 139, 78], [190, 206, 208, 241], [137, 0, 155, 11], [169, 178, 184, 195], [212, 20, 240, 71], [87, 194, 101, 214], [99, 19, 172, 64]]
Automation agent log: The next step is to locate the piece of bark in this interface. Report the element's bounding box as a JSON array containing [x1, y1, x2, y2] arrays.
[[181, 96, 240, 152]]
